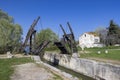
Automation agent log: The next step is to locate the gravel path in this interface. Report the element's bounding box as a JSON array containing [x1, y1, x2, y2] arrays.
[[11, 63, 54, 80]]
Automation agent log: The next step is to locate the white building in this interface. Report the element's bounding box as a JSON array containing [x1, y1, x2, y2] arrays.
[[79, 32, 102, 48]]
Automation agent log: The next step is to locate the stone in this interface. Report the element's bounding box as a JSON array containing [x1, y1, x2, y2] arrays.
[[7, 51, 13, 58], [32, 56, 41, 62], [105, 50, 108, 54], [97, 51, 101, 54], [72, 53, 80, 58]]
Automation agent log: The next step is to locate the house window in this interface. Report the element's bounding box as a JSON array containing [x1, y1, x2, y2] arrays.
[[94, 39, 99, 43], [84, 34, 86, 37]]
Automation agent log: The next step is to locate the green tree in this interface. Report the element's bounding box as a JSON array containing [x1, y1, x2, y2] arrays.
[[107, 20, 120, 46], [108, 20, 120, 34], [0, 10, 22, 53], [36, 28, 58, 43], [0, 9, 13, 23], [36, 28, 58, 49]]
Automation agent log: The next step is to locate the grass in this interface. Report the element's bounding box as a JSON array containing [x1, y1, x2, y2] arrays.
[[79, 47, 120, 61], [0, 57, 33, 80]]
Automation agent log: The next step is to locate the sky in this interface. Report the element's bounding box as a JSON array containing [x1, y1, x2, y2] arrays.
[[0, 0, 120, 40]]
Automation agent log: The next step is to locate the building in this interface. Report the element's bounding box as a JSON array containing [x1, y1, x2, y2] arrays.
[[79, 32, 102, 48]]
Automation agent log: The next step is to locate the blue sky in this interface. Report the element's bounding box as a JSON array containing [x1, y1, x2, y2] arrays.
[[0, 0, 120, 40]]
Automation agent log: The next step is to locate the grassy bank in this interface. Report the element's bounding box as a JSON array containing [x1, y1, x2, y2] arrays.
[[0, 57, 33, 80], [79, 48, 120, 61]]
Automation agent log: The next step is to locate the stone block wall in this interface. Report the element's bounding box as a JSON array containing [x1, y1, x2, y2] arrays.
[[43, 53, 120, 80]]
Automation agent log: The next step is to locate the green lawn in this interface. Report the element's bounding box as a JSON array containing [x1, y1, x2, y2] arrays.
[[79, 48, 120, 61], [0, 57, 33, 80]]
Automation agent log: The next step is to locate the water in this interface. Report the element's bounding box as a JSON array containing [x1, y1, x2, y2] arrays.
[[42, 59, 95, 80]]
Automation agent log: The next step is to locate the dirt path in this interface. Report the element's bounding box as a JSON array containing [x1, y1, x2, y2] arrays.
[[11, 63, 56, 80], [87, 57, 120, 65], [0, 54, 31, 59]]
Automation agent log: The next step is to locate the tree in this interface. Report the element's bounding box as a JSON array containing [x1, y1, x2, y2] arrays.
[[94, 27, 108, 45], [36, 28, 58, 48], [0, 9, 13, 23], [107, 20, 120, 46], [0, 10, 22, 53], [36, 28, 58, 43], [108, 20, 120, 34]]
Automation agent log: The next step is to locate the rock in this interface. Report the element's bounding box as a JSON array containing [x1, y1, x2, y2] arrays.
[[72, 53, 80, 58], [7, 51, 13, 58], [105, 50, 108, 54], [32, 56, 41, 62], [97, 51, 101, 54]]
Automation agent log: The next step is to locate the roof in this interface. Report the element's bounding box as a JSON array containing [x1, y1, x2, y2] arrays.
[[86, 32, 99, 36]]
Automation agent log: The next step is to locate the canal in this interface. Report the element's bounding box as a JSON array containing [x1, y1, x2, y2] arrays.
[[42, 59, 95, 80]]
